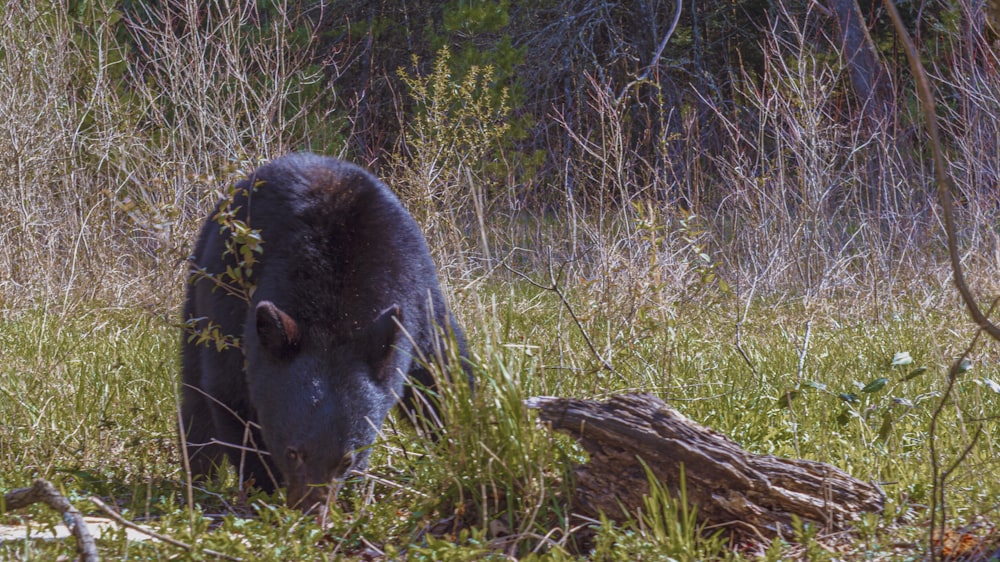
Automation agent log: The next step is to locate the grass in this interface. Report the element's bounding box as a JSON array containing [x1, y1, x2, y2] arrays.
[[2, 0, 1000, 558], [2, 284, 999, 560]]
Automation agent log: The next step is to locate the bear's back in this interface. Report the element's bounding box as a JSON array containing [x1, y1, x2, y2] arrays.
[[236, 154, 444, 344]]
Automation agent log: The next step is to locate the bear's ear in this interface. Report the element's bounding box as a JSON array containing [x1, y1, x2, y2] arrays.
[[364, 305, 402, 375], [256, 301, 300, 357]]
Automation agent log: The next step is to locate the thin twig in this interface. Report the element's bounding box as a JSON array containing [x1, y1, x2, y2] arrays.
[[89, 497, 243, 562], [182, 383, 280, 490], [3, 479, 99, 562], [942, 424, 984, 482], [796, 320, 812, 383], [733, 321, 757, 376], [926, 297, 999, 561], [176, 404, 196, 528], [504, 254, 618, 377], [785, 319, 813, 458], [733, 276, 759, 378], [927, 354, 969, 561]]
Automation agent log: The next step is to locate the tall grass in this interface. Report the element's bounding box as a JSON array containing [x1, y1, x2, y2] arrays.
[[0, 2, 136, 309], [0, 0, 349, 311], [3, 0, 997, 310]]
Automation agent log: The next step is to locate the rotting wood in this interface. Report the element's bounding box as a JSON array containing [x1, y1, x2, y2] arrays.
[[526, 394, 885, 542]]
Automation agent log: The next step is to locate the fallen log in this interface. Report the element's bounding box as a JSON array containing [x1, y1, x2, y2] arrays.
[[526, 394, 885, 542]]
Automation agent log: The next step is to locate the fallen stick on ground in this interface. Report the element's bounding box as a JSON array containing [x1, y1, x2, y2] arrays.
[[89, 497, 243, 562], [3, 479, 99, 562]]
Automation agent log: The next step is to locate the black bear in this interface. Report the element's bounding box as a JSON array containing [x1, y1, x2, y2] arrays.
[[180, 153, 469, 515]]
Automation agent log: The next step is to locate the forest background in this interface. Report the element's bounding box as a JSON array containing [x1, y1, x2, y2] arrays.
[[2, 0, 1000, 559]]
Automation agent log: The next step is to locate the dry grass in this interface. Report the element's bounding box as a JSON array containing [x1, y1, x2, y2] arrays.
[[2, 0, 998, 313], [0, 0, 350, 312]]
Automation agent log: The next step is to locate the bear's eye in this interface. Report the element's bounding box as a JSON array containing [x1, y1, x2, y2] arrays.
[[286, 447, 305, 463]]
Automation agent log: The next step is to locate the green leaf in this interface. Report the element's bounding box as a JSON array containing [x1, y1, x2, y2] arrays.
[[862, 377, 889, 393], [839, 392, 859, 403], [902, 366, 927, 381], [836, 409, 852, 425], [877, 413, 893, 442], [956, 358, 973, 373], [891, 351, 913, 366]]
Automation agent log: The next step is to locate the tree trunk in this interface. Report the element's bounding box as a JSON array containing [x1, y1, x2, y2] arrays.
[[828, 0, 893, 123], [526, 394, 885, 543]]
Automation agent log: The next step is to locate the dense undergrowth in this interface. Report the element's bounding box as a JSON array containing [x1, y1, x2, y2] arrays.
[[2, 0, 1000, 559]]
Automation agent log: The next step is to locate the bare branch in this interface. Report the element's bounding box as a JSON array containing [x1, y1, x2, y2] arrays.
[[884, 2, 1000, 555], [3, 479, 99, 562], [616, 0, 683, 102], [505, 253, 617, 375]]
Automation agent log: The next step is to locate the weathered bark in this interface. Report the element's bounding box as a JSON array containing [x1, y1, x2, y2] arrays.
[[828, 0, 893, 123], [526, 394, 885, 542]]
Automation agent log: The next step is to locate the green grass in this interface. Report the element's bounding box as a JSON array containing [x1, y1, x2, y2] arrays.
[[2, 285, 999, 560], [0, 307, 176, 488]]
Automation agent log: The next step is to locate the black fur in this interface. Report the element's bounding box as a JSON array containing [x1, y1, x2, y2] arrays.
[[180, 153, 469, 512]]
